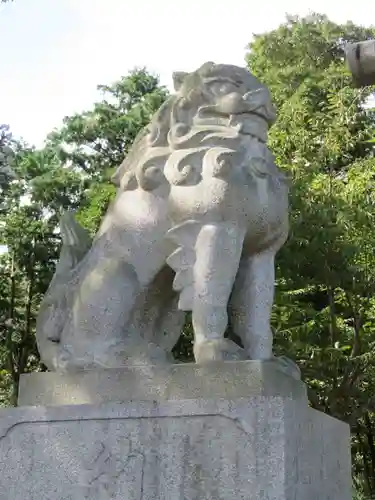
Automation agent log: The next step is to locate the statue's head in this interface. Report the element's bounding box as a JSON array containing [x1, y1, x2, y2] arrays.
[[112, 62, 278, 191], [171, 62, 276, 139]]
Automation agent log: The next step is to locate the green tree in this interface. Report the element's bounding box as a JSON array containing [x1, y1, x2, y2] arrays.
[[47, 68, 168, 233], [247, 13, 375, 495], [0, 124, 17, 209], [0, 141, 84, 406]]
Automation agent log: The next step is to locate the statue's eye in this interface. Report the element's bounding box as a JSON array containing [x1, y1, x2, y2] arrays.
[[210, 82, 236, 95]]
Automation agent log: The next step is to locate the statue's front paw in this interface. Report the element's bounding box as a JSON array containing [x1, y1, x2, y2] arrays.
[[194, 338, 246, 364], [52, 348, 74, 372], [53, 348, 96, 372]]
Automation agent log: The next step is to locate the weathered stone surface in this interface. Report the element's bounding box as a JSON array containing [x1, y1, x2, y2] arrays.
[[36, 62, 289, 371], [0, 397, 351, 499], [18, 360, 307, 407], [7, 364, 352, 498]]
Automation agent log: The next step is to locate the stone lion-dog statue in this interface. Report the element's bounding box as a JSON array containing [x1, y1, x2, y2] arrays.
[[37, 62, 298, 377]]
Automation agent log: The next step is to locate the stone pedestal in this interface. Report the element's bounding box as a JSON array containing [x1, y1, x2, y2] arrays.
[[0, 361, 351, 499], [18, 360, 306, 406]]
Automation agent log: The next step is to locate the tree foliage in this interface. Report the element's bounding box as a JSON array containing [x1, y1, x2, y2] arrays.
[[247, 13, 375, 496], [47, 69, 168, 233]]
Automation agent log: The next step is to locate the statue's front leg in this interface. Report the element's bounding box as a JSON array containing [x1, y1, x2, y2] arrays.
[[168, 220, 246, 363], [230, 250, 276, 360]]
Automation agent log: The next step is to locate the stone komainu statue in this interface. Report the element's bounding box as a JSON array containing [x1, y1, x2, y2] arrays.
[[37, 62, 295, 374]]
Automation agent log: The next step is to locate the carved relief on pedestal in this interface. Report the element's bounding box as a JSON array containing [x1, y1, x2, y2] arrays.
[[79, 440, 145, 499]]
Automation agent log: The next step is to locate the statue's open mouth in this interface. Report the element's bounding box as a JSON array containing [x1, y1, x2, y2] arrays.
[[194, 108, 270, 144]]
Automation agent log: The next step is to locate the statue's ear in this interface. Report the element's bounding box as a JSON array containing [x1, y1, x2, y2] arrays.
[[172, 71, 188, 91]]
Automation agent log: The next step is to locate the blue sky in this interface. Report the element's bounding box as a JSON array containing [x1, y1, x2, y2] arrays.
[[1, 0, 374, 148]]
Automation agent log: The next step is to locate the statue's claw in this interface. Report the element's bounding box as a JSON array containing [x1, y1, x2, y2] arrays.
[[194, 338, 247, 364]]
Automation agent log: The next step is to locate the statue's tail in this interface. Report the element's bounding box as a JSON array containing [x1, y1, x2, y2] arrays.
[[55, 211, 92, 279], [36, 213, 92, 368]]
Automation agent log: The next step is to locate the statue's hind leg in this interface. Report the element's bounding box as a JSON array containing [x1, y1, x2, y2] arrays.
[[229, 250, 276, 360], [229, 248, 302, 379], [167, 220, 246, 363]]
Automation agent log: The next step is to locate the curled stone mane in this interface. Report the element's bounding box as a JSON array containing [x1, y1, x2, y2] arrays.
[[111, 62, 280, 192]]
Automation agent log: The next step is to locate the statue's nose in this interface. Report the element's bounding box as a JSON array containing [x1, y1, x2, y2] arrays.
[[217, 92, 246, 114]]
